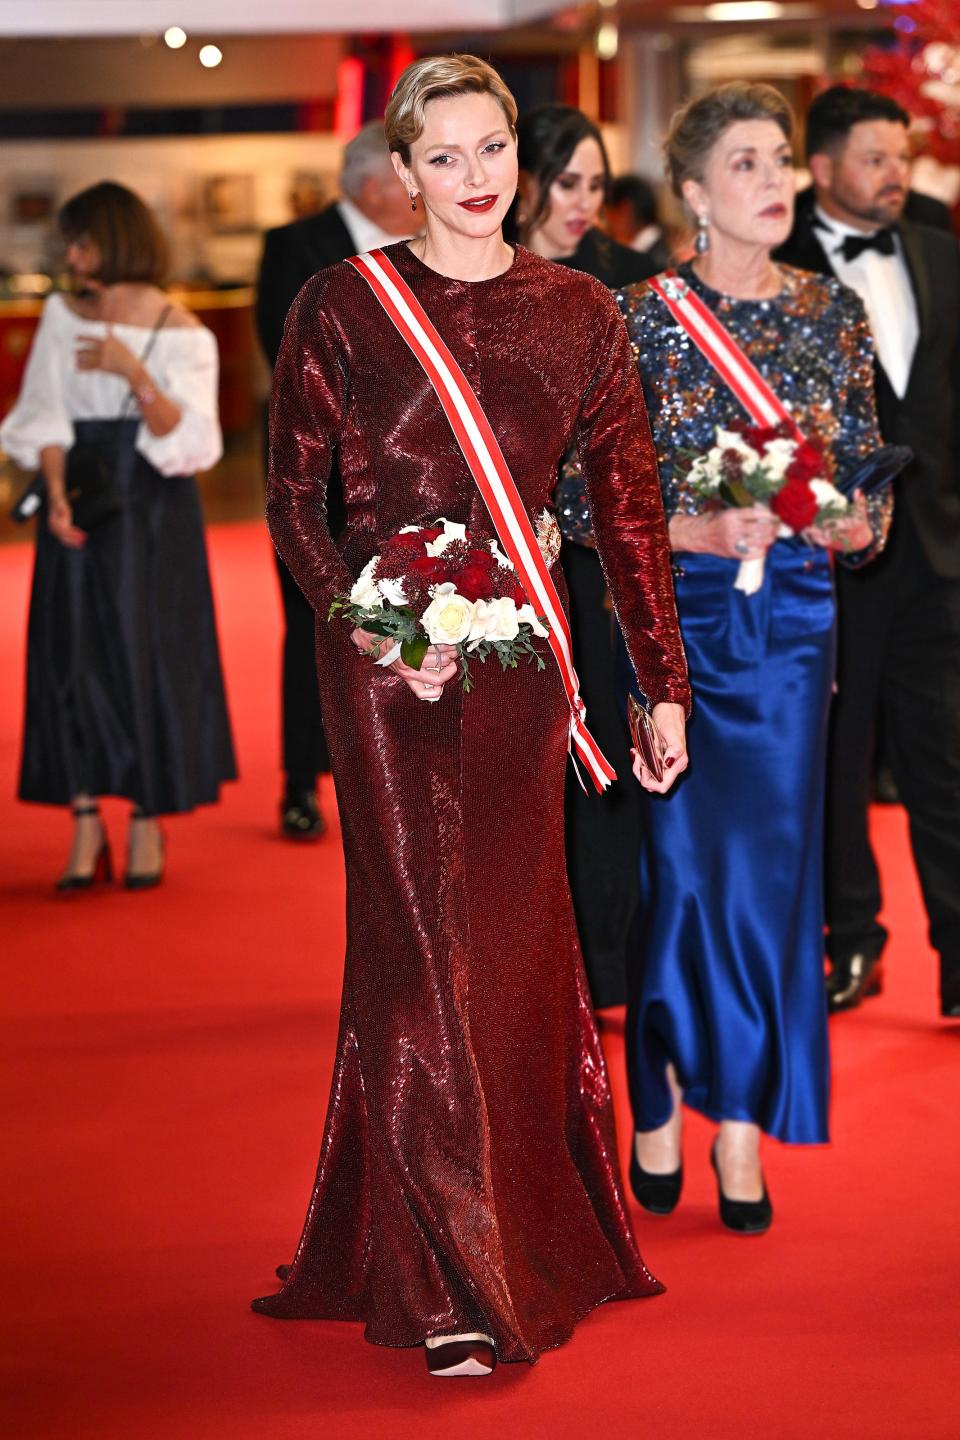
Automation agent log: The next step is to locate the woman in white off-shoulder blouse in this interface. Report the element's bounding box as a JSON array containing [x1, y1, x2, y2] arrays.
[[1, 182, 236, 890]]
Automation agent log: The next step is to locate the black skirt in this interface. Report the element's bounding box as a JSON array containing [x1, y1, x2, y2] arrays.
[[19, 418, 237, 813]]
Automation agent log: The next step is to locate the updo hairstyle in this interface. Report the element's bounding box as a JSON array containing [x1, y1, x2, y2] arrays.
[[384, 53, 518, 164], [664, 82, 794, 201]]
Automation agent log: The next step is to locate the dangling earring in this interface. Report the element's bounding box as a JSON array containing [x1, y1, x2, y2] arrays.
[[409, 193, 418, 212], [694, 212, 710, 255]]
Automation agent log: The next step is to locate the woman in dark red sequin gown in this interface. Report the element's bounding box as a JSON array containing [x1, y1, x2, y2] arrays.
[[254, 57, 690, 1371]]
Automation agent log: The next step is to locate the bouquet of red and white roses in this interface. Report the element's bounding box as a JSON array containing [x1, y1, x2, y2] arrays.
[[683, 420, 849, 594], [329, 517, 552, 692]]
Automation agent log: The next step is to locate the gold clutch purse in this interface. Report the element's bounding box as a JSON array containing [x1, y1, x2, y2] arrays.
[[627, 695, 664, 783]]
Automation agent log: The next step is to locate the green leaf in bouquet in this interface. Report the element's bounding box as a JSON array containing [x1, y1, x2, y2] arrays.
[[401, 634, 431, 671], [718, 478, 754, 508]]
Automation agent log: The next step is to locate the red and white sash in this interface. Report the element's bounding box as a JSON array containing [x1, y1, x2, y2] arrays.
[[346, 247, 616, 793], [648, 270, 804, 439]]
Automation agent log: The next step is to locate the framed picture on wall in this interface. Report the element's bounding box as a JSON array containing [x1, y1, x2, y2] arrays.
[[10, 181, 57, 226], [202, 174, 257, 234]]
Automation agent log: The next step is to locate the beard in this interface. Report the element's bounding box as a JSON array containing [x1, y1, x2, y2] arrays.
[[835, 181, 907, 229]]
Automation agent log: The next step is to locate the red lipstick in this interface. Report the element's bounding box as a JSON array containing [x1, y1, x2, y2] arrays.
[[760, 204, 787, 218], [458, 195, 497, 212]]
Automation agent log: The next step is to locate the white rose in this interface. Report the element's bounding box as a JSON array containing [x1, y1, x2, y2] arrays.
[[376, 576, 408, 606], [715, 428, 755, 458], [761, 437, 797, 480], [427, 520, 468, 556], [421, 584, 475, 644], [479, 596, 521, 643], [517, 603, 549, 638], [810, 478, 847, 511], [689, 455, 721, 490], [349, 559, 383, 610]]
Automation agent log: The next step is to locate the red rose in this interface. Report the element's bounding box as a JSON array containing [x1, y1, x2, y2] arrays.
[[742, 424, 780, 450], [383, 531, 427, 556], [786, 441, 823, 485], [418, 526, 443, 542], [771, 475, 818, 532], [452, 563, 495, 602], [463, 546, 496, 571], [407, 555, 450, 585]]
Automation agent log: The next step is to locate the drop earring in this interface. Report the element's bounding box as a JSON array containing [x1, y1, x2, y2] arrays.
[[409, 193, 418, 212], [694, 212, 710, 255]]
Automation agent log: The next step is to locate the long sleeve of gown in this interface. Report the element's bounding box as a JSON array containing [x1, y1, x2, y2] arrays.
[[576, 295, 690, 713], [828, 286, 891, 569], [265, 271, 354, 614]]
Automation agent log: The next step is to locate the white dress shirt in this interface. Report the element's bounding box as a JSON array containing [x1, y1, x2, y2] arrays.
[[337, 196, 410, 254], [814, 204, 918, 399]]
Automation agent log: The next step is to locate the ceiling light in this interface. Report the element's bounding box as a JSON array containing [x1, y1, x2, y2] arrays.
[[199, 44, 223, 69], [705, 2, 784, 18], [164, 26, 187, 49], [596, 23, 619, 59]]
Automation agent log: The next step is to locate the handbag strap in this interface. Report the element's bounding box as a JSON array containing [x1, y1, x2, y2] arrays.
[[648, 270, 805, 440], [119, 302, 172, 420], [345, 247, 616, 794]]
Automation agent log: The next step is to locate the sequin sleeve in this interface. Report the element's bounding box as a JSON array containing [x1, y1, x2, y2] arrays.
[[827, 285, 891, 569], [576, 293, 690, 713], [265, 271, 355, 616]]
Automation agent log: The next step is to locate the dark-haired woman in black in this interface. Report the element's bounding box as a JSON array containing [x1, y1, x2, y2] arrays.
[[506, 106, 657, 1009], [2, 182, 236, 889]]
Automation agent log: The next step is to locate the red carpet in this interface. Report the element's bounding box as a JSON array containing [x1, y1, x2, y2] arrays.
[[2, 520, 956, 1439]]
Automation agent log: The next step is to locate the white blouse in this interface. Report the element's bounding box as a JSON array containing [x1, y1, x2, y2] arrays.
[[0, 292, 223, 476]]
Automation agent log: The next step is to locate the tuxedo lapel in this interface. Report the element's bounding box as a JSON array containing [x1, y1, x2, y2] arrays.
[[897, 222, 931, 393]]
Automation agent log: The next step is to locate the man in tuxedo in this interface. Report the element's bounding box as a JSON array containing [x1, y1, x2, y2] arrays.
[[256, 122, 414, 839], [777, 86, 960, 1019]]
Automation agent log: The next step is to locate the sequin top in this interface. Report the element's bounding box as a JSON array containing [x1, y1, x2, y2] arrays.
[[616, 262, 889, 560]]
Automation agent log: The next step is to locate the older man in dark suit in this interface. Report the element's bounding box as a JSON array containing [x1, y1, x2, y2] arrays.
[[257, 122, 414, 839], [777, 86, 960, 1019]]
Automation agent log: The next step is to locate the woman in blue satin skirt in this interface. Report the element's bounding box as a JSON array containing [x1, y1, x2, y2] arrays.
[[615, 83, 889, 1231]]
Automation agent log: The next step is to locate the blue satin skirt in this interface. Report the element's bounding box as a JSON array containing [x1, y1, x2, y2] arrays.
[[621, 542, 833, 1144]]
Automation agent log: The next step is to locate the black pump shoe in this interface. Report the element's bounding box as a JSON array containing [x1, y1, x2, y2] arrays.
[[124, 813, 165, 890], [710, 1142, 772, 1234], [629, 1146, 683, 1215], [57, 805, 113, 892]]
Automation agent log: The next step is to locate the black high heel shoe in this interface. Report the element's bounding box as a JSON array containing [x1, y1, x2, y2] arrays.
[[57, 804, 113, 892], [710, 1141, 773, 1234], [124, 809, 165, 890], [629, 1144, 683, 1215]]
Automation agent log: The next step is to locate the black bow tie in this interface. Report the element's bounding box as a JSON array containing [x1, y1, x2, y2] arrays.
[[839, 227, 897, 263]]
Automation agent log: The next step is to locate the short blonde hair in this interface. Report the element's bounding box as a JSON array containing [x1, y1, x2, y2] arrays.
[[664, 82, 794, 199], [384, 53, 518, 164]]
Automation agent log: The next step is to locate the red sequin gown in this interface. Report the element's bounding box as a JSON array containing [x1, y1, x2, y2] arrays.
[[254, 242, 690, 1364]]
